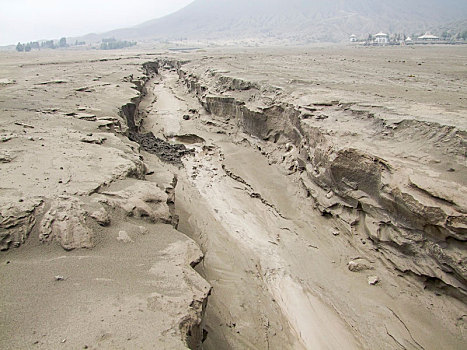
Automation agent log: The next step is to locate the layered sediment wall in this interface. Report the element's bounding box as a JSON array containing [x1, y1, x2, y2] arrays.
[[157, 58, 466, 299], [119, 61, 159, 133]]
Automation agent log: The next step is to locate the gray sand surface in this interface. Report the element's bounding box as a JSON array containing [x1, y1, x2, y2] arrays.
[[1, 46, 466, 349]]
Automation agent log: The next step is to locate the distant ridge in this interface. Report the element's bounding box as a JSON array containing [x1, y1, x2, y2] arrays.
[[83, 0, 467, 43]]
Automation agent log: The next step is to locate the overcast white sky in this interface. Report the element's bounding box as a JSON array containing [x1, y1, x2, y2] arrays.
[[0, 0, 195, 46]]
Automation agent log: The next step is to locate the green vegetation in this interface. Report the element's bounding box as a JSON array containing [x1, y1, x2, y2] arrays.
[[59, 37, 67, 48], [433, 29, 467, 41], [100, 38, 137, 50], [41, 40, 55, 49], [16, 41, 40, 52], [15, 38, 86, 52]]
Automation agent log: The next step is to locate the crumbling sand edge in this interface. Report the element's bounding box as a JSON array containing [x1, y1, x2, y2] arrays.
[[150, 58, 466, 300]]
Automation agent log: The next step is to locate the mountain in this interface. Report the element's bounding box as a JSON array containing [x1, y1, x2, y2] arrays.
[[87, 0, 467, 43]]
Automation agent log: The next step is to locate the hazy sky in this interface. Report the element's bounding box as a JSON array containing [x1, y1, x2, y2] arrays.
[[0, 0, 195, 46]]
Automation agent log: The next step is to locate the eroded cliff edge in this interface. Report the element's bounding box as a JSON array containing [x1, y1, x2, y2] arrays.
[[161, 55, 466, 300]]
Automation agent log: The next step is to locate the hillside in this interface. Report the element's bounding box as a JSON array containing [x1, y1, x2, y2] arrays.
[[87, 0, 467, 43]]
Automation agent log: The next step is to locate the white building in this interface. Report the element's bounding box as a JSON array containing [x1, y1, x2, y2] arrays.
[[374, 32, 389, 45], [418, 33, 439, 41], [350, 34, 357, 42]]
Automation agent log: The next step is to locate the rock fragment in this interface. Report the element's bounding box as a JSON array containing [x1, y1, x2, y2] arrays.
[[69, 112, 97, 121], [315, 114, 329, 120], [0, 78, 16, 85], [0, 134, 15, 142], [37, 80, 67, 85], [90, 208, 111, 226], [368, 276, 380, 285], [80, 135, 106, 144], [0, 151, 14, 163], [0, 197, 43, 250], [138, 226, 149, 235], [96, 117, 121, 131], [117, 230, 134, 243], [14, 122, 34, 128], [348, 258, 373, 272], [40, 197, 94, 250]]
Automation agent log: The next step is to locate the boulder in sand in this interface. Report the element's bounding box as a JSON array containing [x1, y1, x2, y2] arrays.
[[40, 197, 94, 250], [348, 258, 373, 272]]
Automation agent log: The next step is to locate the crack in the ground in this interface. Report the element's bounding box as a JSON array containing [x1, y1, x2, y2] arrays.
[[387, 307, 425, 350], [221, 163, 287, 219], [385, 325, 407, 350]]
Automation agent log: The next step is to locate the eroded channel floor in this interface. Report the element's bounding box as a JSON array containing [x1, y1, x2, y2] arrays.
[[140, 68, 466, 350]]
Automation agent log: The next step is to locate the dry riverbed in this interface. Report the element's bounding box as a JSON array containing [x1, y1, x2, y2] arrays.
[[0, 45, 466, 349]]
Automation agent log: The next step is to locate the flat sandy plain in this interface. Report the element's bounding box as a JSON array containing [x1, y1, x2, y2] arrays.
[[0, 45, 466, 349]]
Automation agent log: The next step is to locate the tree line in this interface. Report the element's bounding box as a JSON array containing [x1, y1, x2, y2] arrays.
[[16, 36, 137, 52], [99, 38, 137, 50], [16, 38, 86, 52], [440, 30, 467, 41]]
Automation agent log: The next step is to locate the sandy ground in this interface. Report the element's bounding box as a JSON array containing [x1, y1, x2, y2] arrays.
[[0, 50, 210, 349], [0, 45, 466, 349]]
